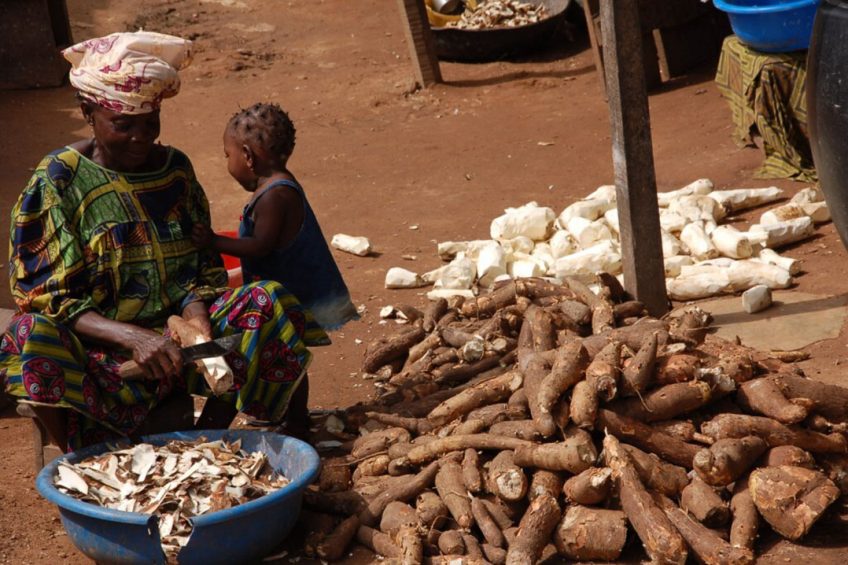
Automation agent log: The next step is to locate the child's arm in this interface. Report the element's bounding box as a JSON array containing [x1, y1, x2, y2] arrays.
[[192, 186, 303, 259]]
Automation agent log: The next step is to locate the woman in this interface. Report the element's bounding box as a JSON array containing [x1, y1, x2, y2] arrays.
[[0, 31, 328, 451]]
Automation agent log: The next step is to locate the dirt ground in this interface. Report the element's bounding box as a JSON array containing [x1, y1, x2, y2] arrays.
[[2, 0, 848, 563]]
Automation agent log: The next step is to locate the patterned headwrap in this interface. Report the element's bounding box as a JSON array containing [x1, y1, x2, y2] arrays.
[[63, 31, 193, 115]]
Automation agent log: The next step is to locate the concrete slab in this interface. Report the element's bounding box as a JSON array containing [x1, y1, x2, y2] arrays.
[[688, 291, 848, 352]]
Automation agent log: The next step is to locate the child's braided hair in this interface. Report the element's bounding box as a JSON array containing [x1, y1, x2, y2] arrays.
[[228, 102, 296, 163]]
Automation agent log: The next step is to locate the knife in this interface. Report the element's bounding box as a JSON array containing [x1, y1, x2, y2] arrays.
[[118, 333, 243, 380]]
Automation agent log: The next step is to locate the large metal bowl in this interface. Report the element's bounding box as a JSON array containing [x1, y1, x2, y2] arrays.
[[431, 0, 572, 62], [36, 429, 320, 565]]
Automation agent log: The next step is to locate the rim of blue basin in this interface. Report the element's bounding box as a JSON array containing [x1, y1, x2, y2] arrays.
[[713, 0, 819, 14]]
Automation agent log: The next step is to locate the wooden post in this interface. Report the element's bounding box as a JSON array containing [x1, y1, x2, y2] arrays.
[[600, 0, 668, 316], [396, 0, 442, 86]]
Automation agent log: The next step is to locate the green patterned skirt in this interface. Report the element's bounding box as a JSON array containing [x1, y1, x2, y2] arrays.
[[0, 281, 329, 449]]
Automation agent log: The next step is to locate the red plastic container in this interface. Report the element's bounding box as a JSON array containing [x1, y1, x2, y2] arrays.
[[217, 231, 240, 270], [217, 231, 242, 287]]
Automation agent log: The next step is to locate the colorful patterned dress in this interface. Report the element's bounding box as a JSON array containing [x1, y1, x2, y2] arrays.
[[1, 146, 329, 449]]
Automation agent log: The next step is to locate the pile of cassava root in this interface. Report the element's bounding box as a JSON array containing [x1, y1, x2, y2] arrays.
[[302, 276, 848, 564]]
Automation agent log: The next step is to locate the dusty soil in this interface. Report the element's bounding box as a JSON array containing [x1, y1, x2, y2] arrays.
[[1, 0, 847, 563]]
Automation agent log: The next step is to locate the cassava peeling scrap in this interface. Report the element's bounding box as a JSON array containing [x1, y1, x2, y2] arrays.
[[308, 276, 848, 563], [54, 437, 289, 562]]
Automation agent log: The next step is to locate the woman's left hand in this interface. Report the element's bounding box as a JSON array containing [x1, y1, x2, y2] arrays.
[[182, 301, 214, 341], [192, 224, 215, 249]]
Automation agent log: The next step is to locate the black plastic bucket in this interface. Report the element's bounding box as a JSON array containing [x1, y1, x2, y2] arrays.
[[807, 0, 848, 248]]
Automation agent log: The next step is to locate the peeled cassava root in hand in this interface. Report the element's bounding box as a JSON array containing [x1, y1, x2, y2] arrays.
[[305, 276, 847, 563]]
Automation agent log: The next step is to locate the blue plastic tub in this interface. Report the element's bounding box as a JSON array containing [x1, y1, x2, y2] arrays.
[[36, 430, 320, 565], [713, 0, 821, 52]]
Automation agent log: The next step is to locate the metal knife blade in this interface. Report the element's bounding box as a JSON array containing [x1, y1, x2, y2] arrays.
[[179, 333, 243, 362]]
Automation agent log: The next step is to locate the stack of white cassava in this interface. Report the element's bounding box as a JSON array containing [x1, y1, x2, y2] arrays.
[[304, 276, 847, 564], [387, 180, 831, 303]]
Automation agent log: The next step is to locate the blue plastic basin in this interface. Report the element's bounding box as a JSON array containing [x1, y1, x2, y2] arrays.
[[713, 0, 821, 52], [36, 430, 320, 565]]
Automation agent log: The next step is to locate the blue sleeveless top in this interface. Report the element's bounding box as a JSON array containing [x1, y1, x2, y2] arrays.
[[239, 179, 359, 331]]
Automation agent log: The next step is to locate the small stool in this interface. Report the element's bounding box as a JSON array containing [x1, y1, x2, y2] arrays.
[[16, 403, 63, 472]]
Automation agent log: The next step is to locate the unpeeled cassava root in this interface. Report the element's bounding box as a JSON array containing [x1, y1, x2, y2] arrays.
[[309, 277, 846, 563], [693, 436, 768, 486], [603, 434, 688, 565], [748, 465, 840, 541], [553, 505, 628, 561]]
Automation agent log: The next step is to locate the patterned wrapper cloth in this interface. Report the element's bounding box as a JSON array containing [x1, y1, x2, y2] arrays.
[[714, 36, 815, 182]]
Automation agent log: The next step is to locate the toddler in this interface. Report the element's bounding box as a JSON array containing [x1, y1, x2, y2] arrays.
[[193, 103, 359, 437], [193, 102, 359, 331]]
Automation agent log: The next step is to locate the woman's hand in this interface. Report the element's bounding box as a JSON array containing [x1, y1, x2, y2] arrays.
[[128, 331, 184, 381], [192, 224, 215, 249], [71, 311, 184, 380]]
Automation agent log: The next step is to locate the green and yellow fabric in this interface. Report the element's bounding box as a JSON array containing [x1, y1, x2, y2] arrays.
[[715, 35, 816, 182]]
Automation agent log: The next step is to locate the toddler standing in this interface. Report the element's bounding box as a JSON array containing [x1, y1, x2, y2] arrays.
[[193, 103, 358, 331], [192, 103, 358, 436]]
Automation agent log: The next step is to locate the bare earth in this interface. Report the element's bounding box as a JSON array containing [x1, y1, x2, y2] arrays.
[[1, 0, 847, 562]]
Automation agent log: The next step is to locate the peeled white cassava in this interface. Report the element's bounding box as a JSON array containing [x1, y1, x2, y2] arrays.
[[331, 234, 372, 256], [759, 199, 830, 226], [530, 243, 556, 274], [656, 178, 714, 208], [710, 226, 753, 259], [790, 187, 823, 205], [661, 230, 683, 258], [726, 260, 792, 291], [759, 203, 808, 226], [668, 194, 726, 223], [501, 236, 535, 258], [427, 288, 475, 300], [664, 255, 694, 277], [742, 285, 772, 314], [659, 210, 688, 234], [491, 202, 555, 241], [755, 247, 801, 275], [385, 267, 427, 289], [583, 185, 617, 203], [437, 240, 494, 261], [566, 217, 613, 249], [707, 187, 783, 212], [434, 254, 477, 290], [802, 201, 831, 224], [509, 253, 548, 278], [695, 257, 736, 268], [750, 217, 815, 249], [422, 264, 447, 284], [554, 240, 622, 282], [680, 222, 719, 260], [603, 208, 620, 234], [667, 269, 731, 300], [476, 242, 507, 287], [549, 230, 578, 259], [557, 198, 614, 228]]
